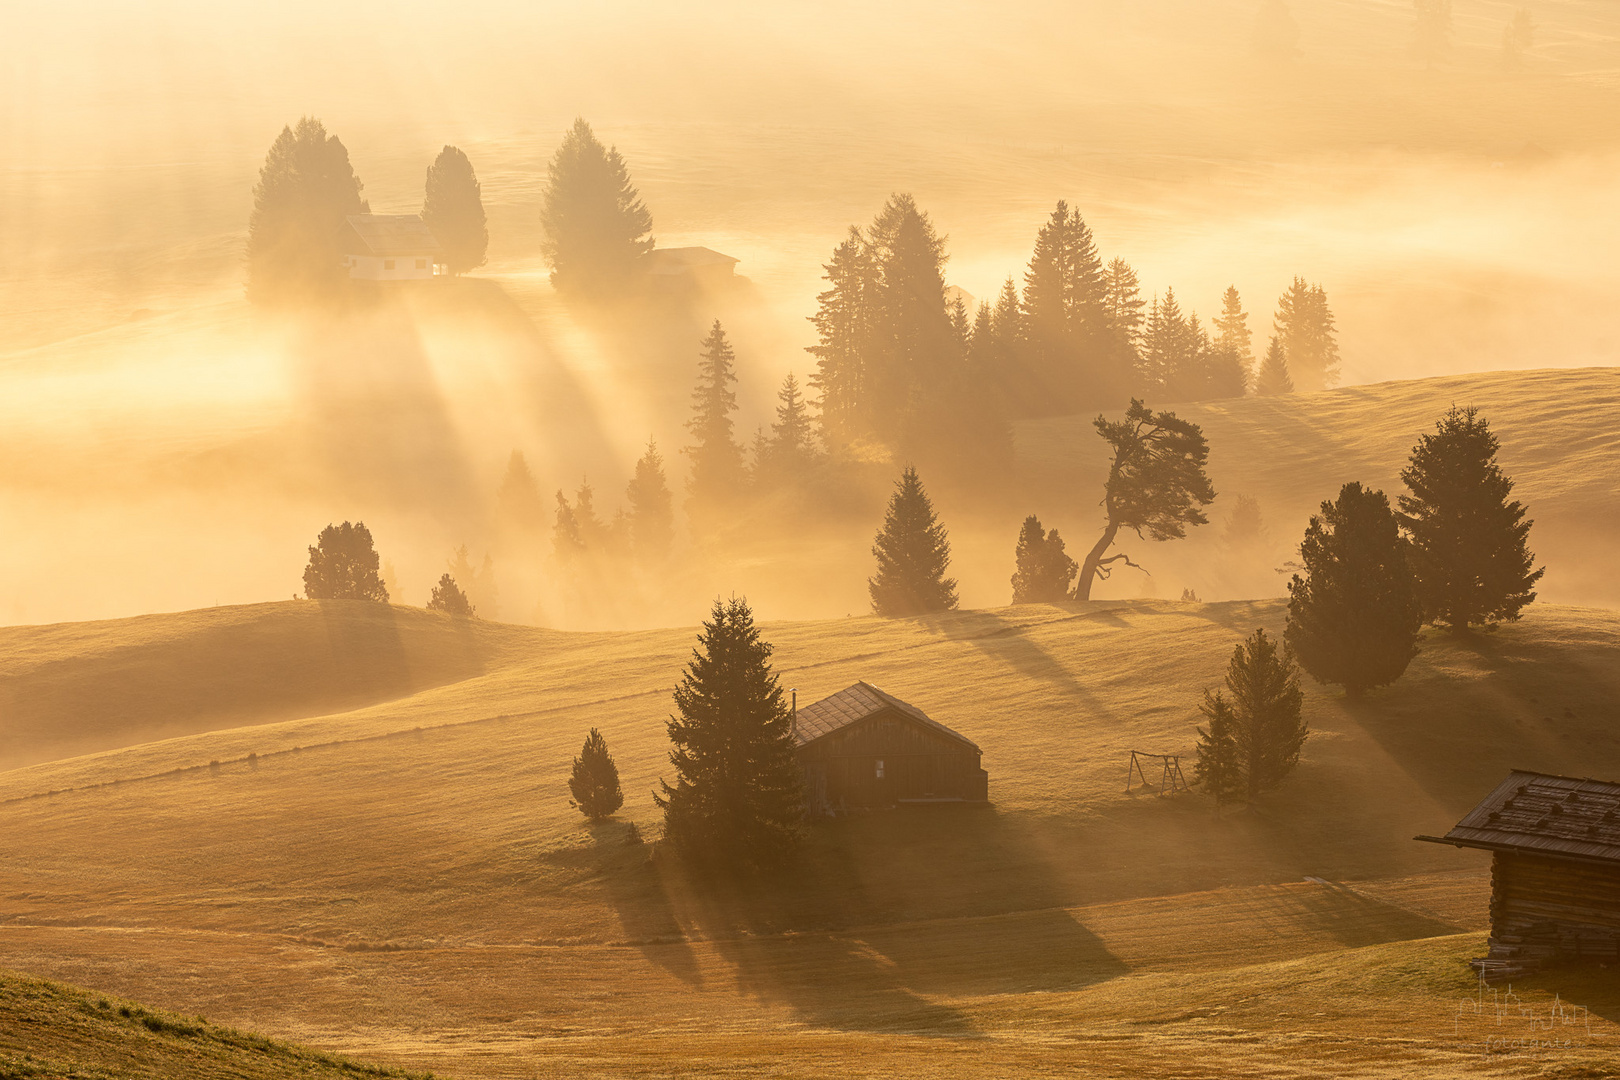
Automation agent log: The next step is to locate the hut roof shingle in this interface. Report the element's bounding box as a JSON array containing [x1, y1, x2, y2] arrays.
[[1429, 770, 1620, 864], [341, 214, 444, 257], [792, 682, 978, 750]]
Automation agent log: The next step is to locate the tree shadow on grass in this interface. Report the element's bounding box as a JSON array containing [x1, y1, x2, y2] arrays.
[[584, 820, 703, 987], [655, 806, 1126, 1035]]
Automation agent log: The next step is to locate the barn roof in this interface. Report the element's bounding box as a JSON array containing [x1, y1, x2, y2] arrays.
[[793, 682, 979, 750], [1421, 770, 1620, 865], [644, 246, 738, 274], [340, 214, 444, 257]]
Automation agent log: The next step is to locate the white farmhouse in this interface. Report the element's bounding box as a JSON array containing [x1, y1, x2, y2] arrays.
[[338, 214, 446, 280]]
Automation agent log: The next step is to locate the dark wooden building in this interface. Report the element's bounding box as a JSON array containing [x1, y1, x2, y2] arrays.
[[794, 682, 988, 814], [1420, 770, 1620, 978]]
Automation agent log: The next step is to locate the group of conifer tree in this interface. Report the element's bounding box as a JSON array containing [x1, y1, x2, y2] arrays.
[[1193, 406, 1542, 808], [806, 196, 1341, 472], [297, 520, 487, 616], [567, 595, 804, 872], [246, 117, 489, 303]]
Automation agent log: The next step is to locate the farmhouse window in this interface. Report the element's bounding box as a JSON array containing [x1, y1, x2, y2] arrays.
[[875, 759, 884, 779], [384, 259, 395, 270]]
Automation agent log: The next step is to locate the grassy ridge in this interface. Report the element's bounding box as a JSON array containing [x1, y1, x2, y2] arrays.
[[0, 969, 437, 1080]]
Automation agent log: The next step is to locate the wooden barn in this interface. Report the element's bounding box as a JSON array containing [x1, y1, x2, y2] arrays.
[[338, 214, 446, 280], [793, 682, 988, 814], [1419, 770, 1620, 978]]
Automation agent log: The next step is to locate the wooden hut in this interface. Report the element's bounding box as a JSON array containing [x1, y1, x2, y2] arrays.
[[794, 682, 988, 814], [1419, 770, 1620, 978]]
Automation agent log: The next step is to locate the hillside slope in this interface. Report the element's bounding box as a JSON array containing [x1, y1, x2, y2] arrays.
[[0, 968, 437, 1080], [3, 599, 1620, 1075], [1015, 366, 1620, 607], [0, 601, 546, 771]]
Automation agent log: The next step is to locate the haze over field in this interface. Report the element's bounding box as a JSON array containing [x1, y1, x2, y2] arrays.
[[2, 1, 1619, 626]]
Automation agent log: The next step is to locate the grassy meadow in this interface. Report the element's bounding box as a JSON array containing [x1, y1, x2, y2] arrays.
[[3, 597, 1620, 1075]]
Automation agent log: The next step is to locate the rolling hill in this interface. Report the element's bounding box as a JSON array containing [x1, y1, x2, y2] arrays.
[[3, 597, 1620, 1075]]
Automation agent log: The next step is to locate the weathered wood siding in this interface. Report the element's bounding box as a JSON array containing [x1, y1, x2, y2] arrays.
[[1489, 851, 1620, 963], [798, 709, 987, 811]]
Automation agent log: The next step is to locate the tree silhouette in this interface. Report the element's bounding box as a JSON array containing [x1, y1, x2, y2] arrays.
[[806, 227, 877, 448], [570, 728, 624, 821], [540, 118, 654, 298], [497, 450, 545, 530], [866, 194, 955, 440], [1286, 482, 1421, 697], [1020, 201, 1108, 415], [1273, 277, 1339, 391], [553, 491, 586, 565], [756, 373, 819, 489], [1397, 407, 1543, 631], [446, 545, 497, 619], [1255, 335, 1295, 395], [1077, 400, 1215, 600], [1194, 628, 1307, 806], [422, 145, 488, 274], [1011, 515, 1078, 603], [427, 573, 475, 617], [656, 597, 803, 869], [869, 466, 959, 616], [626, 438, 675, 562], [1213, 286, 1254, 393], [303, 521, 388, 602], [247, 117, 367, 304], [685, 321, 746, 517]]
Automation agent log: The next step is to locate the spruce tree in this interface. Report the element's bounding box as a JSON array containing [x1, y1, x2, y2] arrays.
[[869, 466, 959, 616], [422, 145, 488, 275], [656, 597, 803, 868], [685, 321, 746, 516], [427, 573, 475, 617], [1213, 286, 1254, 391], [539, 118, 654, 298], [1285, 482, 1421, 697], [247, 117, 367, 304], [1019, 201, 1107, 416], [1077, 400, 1215, 600], [865, 194, 955, 440], [1273, 278, 1340, 391], [570, 728, 625, 821], [1010, 515, 1078, 603], [1397, 407, 1543, 631], [758, 373, 818, 487], [1255, 335, 1295, 395], [447, 545, 497, 619], [498, 450, 545, 530], [1195, 628, 1307, 806], [626, 438, 675, 561], [806, 227, 876, 447], [553, 491, 585, 564], [303, 521, 388, 601]]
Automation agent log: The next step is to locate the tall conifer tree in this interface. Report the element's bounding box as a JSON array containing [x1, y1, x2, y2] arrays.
[[807, 228, 876, 446], [1194, 629, 1307, 806], [626, 438, 675, 561], [656, 598, 803, 868], [869, 467, 959, 616], [1274, 278, 1340, 391], [1213, 286, 1254, 392], [685, 321, 746, 516], [422, 145, 488, 274], [1397, 407, 1543, 630], [1255, 335, 1295, 395], [247, 117, 367, 303], [540, 118, 654, 298], [1285, 482, 1421, 696], [1010, 515, 1078, 603], [570, 728, 625, 821]]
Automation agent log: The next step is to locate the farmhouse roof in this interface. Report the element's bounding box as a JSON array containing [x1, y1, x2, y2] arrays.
[[341, 214, 444, 257], [644, 246, 738, 274], [793, 682, 979, 750], [1421, 770, 1620, 865]]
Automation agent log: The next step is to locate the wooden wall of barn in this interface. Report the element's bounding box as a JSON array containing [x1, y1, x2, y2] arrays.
[[798, 710, 988, 811], [1489, 851, 1620, 963]]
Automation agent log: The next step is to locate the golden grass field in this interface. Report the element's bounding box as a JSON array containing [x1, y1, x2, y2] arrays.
[[3, 595, 1620, 1076]]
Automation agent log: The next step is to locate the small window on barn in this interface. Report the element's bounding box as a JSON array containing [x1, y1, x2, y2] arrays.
[[384, 259, 395, 270], [415, 258, 427, 269], [875, 759, 885, 779]]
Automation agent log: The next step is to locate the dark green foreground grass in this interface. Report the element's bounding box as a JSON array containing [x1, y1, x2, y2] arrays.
[[0, 969, 438, 1080]]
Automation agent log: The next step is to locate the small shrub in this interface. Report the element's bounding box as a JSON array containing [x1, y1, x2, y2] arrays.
[[247, 752, 258, 770], [626, 821, 643, 845]]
